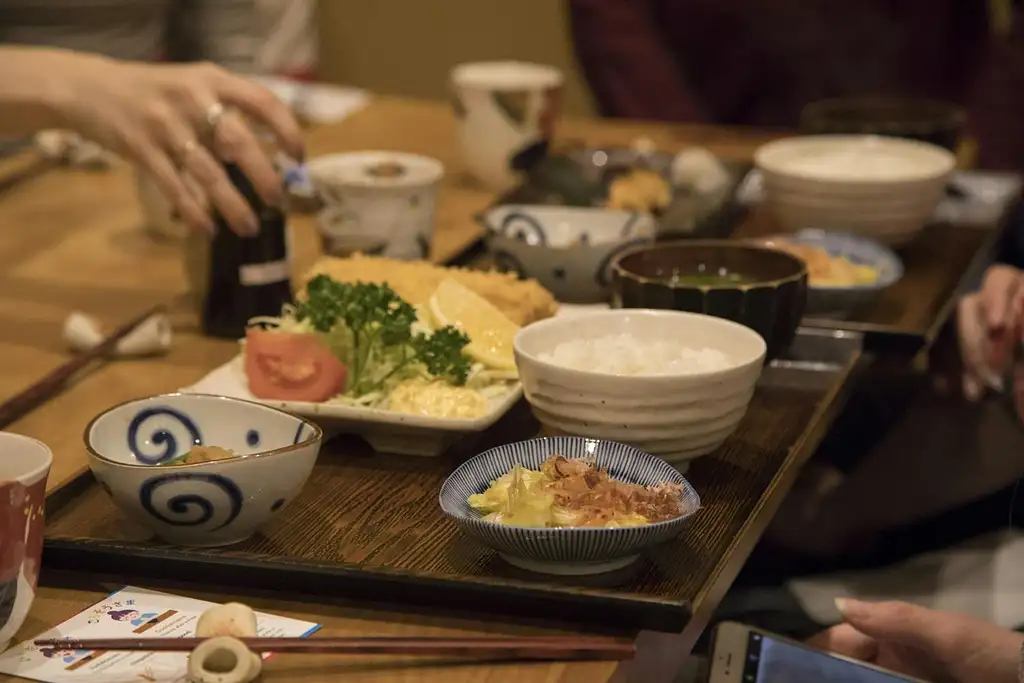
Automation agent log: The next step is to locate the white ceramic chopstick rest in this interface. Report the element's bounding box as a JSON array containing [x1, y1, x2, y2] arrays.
[[62, 311, 172, 357], [188, 603, 262, 683], [188, 636, 262, 683]]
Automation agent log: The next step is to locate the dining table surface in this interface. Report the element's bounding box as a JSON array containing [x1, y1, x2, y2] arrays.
[[0, 95, 974, 683]]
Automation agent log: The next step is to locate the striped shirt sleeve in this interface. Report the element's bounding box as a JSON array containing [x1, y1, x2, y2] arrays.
[[166, 0, 257, 73]]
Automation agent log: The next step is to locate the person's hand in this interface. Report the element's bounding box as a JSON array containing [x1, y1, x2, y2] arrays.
[[52, 52, 304, 235], [956, 264, 1024, 401], [807, 598, 1024, 683]]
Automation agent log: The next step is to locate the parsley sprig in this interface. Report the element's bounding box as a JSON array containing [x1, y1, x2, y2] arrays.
[[294, 275, 471, 396]]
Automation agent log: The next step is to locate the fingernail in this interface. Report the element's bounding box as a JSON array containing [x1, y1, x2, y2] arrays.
[[964, 376, 984, 401], [835, 597, 868, 616], [244, 216, 259, 235]]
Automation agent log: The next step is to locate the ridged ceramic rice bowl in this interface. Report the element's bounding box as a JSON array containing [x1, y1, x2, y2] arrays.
[[513, 309, 767, 469]]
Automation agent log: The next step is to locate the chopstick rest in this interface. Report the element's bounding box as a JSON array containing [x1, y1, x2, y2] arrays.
[[63, 311, 172, 357], [34, 130, 115, 169], [189, 603, 262, 683], [189, 636, 262, 683]]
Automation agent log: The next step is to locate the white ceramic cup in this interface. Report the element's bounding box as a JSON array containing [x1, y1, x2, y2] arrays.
[[307, 151, 444, 261], [315, 206, 388, 257], [0, 434, 52, 652], [449, 61, 564, 191]]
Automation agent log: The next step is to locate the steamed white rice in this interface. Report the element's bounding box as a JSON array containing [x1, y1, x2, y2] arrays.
[[785, 149, 923, 180], [538, 333, 730, 375]]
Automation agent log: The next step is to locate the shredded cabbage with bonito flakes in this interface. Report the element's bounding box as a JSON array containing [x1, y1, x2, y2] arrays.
[[468, 455, 691, 528]]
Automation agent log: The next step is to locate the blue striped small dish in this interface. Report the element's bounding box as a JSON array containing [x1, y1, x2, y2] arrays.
[[439, 436, 700, 575]]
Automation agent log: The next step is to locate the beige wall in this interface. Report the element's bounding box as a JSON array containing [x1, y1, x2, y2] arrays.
[[316, 0, 596, 116]]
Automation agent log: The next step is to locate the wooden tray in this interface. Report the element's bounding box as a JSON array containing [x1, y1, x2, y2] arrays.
[[43, 329, 865, 633], [734, 209, 1007, 355]]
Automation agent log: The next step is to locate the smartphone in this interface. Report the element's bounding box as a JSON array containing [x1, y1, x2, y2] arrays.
[[708, 621, 928, 683]]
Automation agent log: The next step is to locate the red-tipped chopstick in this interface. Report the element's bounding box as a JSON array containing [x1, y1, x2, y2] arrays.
[[34, 635, 634, 661]]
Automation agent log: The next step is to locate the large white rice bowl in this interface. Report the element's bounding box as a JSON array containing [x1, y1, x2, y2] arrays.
[[513, 309, 767, 469], [755, 135, 955, 245]]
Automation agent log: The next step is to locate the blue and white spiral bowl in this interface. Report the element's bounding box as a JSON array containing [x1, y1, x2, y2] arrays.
[[480, 205, 656, 304], [85, 393, 322, 547], [439, 436, 700, 575]]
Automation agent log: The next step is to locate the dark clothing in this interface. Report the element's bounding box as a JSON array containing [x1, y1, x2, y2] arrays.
[[568, 0, 1024, 169]]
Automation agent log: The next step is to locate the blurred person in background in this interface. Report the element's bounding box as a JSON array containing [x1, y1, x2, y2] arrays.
[[254, 0, 317, 81], [0, 0, 255, 71], [567, 0, 1022, 169]]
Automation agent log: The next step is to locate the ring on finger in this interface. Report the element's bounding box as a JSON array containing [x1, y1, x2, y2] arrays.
[[176, 138, 200, 169], [204, 102, 227, 137]]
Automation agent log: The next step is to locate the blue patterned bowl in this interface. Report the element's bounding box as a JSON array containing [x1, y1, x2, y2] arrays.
[[84, 393, 322, 547], [480, 205, 656, 304], [439, 436, 700, 575], [754, 229, 904, 316]]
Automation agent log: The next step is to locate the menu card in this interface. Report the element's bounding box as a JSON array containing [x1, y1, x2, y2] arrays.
[[0, 586, 320, 682]]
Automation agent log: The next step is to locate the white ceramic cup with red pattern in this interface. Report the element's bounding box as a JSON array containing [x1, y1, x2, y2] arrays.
[[449, 61, 564, 191], [0, 434, 52, 652]]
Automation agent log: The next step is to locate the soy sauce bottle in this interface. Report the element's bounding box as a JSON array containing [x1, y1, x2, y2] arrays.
[[201, 163, 292, 339]]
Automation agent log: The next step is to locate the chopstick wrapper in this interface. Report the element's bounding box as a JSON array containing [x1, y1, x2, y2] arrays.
[[63, 311, 172, 357]]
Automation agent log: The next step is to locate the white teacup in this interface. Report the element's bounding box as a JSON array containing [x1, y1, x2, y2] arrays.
[[315, 206, 388, 257], [307, 151, 444, 261], [449, 61, 564, 191]]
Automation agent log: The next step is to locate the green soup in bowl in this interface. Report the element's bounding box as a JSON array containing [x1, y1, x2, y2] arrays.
[[610, 241, 808, 360]]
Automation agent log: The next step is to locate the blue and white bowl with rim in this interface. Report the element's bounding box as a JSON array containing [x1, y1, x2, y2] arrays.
[[754, 228, 904, 317], [85, 393, 322, 548], [480, 204, 656, 304], [439, 436, 701, 576]]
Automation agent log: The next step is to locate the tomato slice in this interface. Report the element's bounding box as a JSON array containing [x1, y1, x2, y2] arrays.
[[244, 328, 347, 402]]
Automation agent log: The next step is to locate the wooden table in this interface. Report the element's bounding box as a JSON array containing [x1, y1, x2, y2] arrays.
[[0, 97, 821, 683]]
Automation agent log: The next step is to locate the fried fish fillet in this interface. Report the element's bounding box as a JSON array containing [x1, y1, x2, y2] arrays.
[[303, 254, 559, 326]]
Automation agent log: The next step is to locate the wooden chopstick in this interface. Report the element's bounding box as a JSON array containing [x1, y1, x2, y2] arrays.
[[34, 636, 635, 660], [0, 304, 165, 429]]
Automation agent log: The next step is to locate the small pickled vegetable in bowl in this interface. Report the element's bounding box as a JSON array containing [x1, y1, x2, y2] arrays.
[[85, 393, 322, 547]]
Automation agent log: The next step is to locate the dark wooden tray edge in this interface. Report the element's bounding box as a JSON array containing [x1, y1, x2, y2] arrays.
[[678, 345, 872, 649], [799, 215, 1013, 356], [43, 508, 691, 632]]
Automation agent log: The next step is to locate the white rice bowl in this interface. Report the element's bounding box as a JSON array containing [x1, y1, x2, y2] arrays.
[[514, 309, 766, 468]]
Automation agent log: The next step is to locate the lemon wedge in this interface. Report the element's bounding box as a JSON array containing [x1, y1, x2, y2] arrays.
[[428, 278, 519, 371]]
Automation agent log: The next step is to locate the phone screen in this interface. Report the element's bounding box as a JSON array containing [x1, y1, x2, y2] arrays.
[[744, 631, 917, 682]]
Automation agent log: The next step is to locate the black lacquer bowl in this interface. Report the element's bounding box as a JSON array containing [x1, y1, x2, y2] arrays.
[[800, 97, 964, 152], [610, 241, 808, 360]]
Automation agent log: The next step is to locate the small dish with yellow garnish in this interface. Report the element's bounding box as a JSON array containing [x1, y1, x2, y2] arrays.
[[753, 229, 904, 317], [439, 436, 701, 575]]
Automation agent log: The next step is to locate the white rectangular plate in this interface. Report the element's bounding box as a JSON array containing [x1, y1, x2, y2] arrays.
[[181, 356, 523, 457]]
